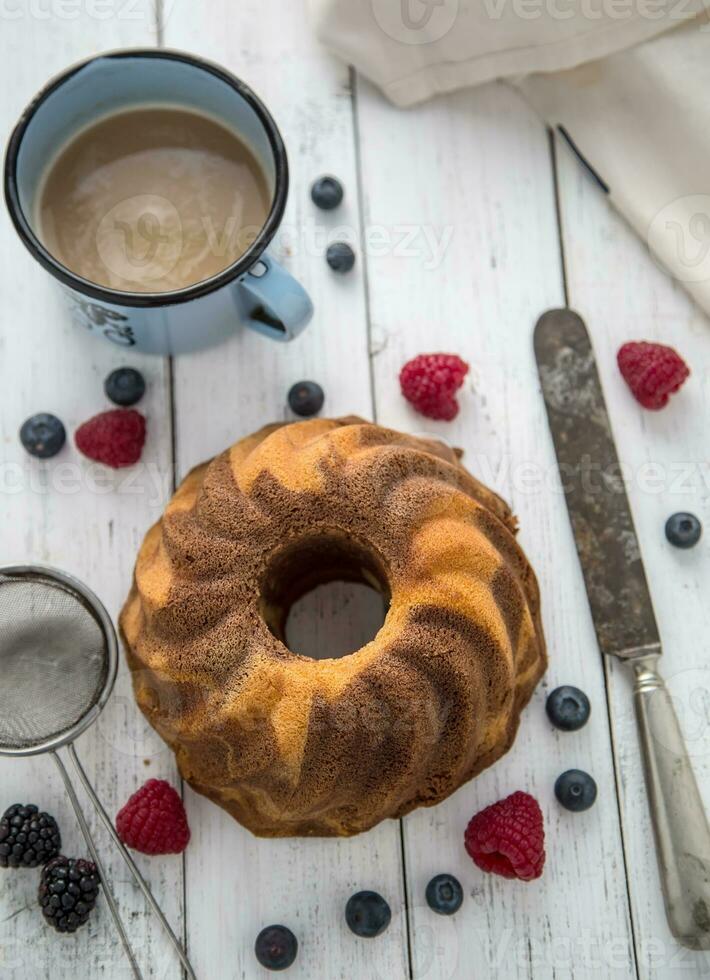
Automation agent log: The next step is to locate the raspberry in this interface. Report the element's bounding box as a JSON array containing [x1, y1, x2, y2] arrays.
[[399, 353, 469, 421], [116, 779, 190, 855], [617, 341, 689, 410], [464, 791, 545, 881], [75, 409, 146, 468]]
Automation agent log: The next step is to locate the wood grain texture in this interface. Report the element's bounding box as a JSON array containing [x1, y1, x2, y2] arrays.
[[555, 131, 710, 979], [162, 2, 407, 978], [355, 77, 638, 979], [0, 5, 185, 979], [1, 2, 708, 978]]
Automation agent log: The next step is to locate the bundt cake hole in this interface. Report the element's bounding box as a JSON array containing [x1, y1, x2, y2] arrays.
[[259, 531, 391, 661]]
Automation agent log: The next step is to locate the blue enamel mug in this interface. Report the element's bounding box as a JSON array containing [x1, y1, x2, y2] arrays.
[[4, 49, 313, 355]]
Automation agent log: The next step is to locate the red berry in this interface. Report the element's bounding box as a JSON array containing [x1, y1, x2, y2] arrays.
[[464, 791, 545, 881], [617, 341, 689, 410], [399, 353, 469, 421], [75, 409, 146, 468], [116, 779, 190, 856]]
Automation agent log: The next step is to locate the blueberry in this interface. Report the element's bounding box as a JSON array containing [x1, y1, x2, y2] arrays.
[[555, 770, 597, 812], [665, 512, 702, 550], [311, 175, 344, 211], [19, 414, 66, 459], [425, 874, 463, 916], [288, 381, 324, 418], [345, 891, 391, 938], [546, 686, 591, 732], [326, 242, 356, 274], [105, 367, 146, 407], [255, 925, 298, 971]]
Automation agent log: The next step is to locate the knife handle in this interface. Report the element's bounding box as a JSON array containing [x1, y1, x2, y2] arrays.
[[631, 655, 710, 949]]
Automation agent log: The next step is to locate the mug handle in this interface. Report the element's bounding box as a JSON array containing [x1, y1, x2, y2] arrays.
[[236, 253, 313, 342]]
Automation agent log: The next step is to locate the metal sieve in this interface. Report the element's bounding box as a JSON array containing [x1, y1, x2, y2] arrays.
[[0, 565, 196, 980]]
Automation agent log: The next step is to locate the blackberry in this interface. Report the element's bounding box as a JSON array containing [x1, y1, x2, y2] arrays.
[[39, 856, 100, 933], [345, 891, 391, 938], [255, 925, 298, 971], [105, 367, 146, 407], [0, 804, 62, 869]]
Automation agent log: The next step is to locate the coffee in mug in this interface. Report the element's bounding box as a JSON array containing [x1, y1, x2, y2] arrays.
[[37, 105, 271, 293], [5, 50, 313, 354]]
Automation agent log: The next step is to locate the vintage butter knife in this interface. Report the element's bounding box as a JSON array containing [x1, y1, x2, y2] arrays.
[[534, 308, 710, 950]]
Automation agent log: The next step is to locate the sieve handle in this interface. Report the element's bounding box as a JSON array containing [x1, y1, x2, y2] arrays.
[[52, 752, 144, 980], [68, 744, 197, 980]]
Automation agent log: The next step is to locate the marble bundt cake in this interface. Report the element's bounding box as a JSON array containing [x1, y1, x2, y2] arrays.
[[120, 418, 546, 837]]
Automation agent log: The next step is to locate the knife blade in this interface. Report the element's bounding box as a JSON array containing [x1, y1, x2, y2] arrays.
[[534, 307, 710, 951], [533, 307, 660, 660]]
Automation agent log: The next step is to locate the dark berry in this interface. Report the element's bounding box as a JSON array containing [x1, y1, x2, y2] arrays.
[[345, 891, 391, 938], [255, 925, 298, 970], [546, 686, 591, 732], [555, 770, 597, 812], [326, 242, 356, 273], [311, 175, 344, 211], [38, 856, 100, 933], [288, 381, 325, 418], [19, 414, 66, 459], [665, 512, 702, 550], [105, 367, 146, 407], [425, 874, 463, 915], [0, 804, 61, 868]]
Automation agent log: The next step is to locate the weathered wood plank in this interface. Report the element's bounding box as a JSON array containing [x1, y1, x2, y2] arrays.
[[162, 2, 408, 977], [5, 3, 706, 977], [0, 6, 183, 979], [555, 132, 710, 979], [355, 77, 638, 979]]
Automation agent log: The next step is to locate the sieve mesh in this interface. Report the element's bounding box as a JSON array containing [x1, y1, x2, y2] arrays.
[[0, 572, 109, 750]]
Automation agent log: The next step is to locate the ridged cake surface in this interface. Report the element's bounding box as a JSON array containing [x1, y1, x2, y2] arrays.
[[120, 418, 546, 837]]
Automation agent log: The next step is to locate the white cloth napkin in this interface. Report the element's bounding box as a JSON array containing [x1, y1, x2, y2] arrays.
[[309, 0, 710, 318]]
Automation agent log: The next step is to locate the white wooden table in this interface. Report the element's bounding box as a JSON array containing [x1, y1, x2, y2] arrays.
[[1, 3, 709, 978]]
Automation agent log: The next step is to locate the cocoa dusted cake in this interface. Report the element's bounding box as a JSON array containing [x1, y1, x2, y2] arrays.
[[120, 418, 546, 837]]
